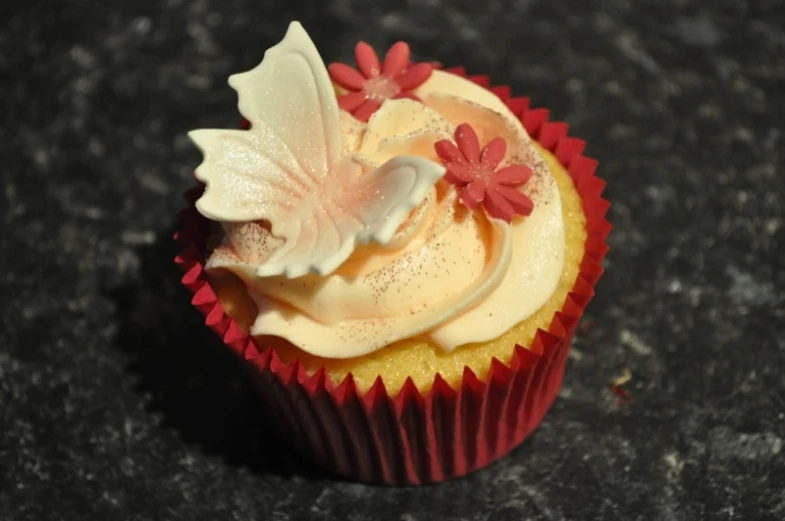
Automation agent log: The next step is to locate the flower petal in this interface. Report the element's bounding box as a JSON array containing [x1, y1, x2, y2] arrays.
[[483, 188, 515, 222], [353, 98, 382, 122], [337, 91, 368, 111], [443, 171, 462, 185], [495, 186, 534, 217], [355, 41, 380, 78], [383, 42, 410, 77], [494, 164, 532, 186], [481, 137, 506, 170], [461, 180, 486, 209], [328, 63, 366, 90], [394, 63, 433, 90], [447, 162, 478, 183], [434, 140, 464, 164], [455, 123, 481, 163]]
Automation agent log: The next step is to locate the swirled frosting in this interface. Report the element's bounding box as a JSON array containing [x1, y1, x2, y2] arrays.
[[192, 22, 565, 359]]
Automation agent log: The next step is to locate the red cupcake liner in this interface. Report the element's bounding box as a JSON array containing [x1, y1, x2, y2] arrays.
[[175, 68, 611, 485]]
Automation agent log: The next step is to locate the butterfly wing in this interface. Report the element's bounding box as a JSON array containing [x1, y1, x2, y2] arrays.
[[189, 127, 310, 223], [341, 155, 445, 246], [227, 22, 342, 182], [191, 22, 339, 226]]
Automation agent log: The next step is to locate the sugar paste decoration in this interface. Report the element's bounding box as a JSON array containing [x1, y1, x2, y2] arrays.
[[435, 123, 534, 223], [189, 22, 446, 278], [328, 41, 433, 122]]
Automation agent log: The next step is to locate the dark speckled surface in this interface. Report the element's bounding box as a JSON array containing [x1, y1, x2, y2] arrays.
[[2, 0, 785, 519]]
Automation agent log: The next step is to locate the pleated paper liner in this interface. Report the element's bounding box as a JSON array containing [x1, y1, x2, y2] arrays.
[[175, 69, 611, 485]]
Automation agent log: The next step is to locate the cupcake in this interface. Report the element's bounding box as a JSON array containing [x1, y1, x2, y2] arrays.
[[176, 21, 610, 484]]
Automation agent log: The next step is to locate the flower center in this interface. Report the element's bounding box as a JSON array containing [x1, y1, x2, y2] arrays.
[[471, 164, 494, 183], [363, 75, 401, 101]]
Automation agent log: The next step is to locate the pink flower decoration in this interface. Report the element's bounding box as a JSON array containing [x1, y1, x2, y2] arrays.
[[328, 41, 433, 122], [435, 123, 534, 223]]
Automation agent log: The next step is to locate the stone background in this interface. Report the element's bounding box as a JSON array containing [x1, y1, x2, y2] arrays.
[[1, 0, 784, 519]]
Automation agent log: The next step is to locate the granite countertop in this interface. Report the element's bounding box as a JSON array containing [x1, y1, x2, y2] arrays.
[[2, 0, 784, 519]]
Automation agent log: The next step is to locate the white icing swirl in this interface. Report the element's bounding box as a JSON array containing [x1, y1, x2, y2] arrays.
[[206, 70, 565, 358]]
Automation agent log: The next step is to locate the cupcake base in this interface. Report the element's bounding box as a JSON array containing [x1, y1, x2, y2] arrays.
[[176, 69, 610, 484]]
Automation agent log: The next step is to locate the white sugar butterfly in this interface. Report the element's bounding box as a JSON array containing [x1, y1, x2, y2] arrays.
[[189, 22, 445, 278]]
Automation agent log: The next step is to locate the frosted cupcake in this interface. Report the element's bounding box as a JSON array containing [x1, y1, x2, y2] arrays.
[[177, 21, 610, 484]]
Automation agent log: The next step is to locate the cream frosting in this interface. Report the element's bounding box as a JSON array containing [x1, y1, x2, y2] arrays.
[[192, 22, 565, 358]]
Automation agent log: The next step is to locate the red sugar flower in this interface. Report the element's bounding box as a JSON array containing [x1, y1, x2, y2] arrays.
[[435, 123, 534, 223], [328, 41, 433, 122]]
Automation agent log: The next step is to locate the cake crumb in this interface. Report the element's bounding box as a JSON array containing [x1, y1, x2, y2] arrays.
[[610, 368, 633, 405]]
